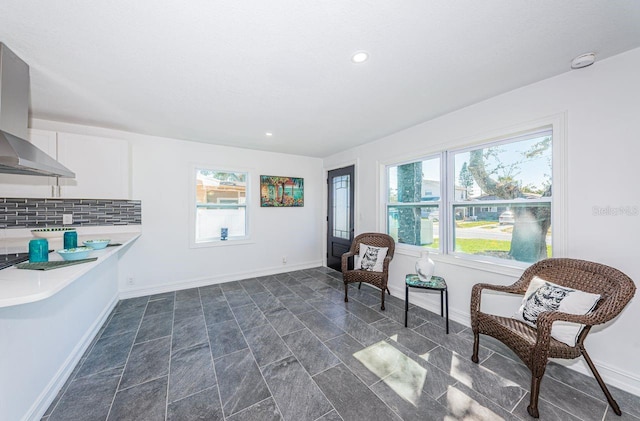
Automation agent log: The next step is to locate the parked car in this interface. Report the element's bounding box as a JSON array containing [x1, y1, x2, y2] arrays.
[[428, 210, 439, 222], [499, 210, 514, 224]]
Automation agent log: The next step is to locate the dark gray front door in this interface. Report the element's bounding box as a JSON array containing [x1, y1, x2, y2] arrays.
[[327, 165, 355, 272]]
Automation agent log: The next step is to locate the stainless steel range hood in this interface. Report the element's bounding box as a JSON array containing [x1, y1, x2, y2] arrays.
[[0, 43, 74, 177]]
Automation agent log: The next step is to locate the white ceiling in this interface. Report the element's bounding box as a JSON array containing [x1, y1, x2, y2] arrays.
[[1, 1, 639, 157]]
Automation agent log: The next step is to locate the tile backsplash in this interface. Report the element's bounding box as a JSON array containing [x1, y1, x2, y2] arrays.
[[0, 198, 142, 229]]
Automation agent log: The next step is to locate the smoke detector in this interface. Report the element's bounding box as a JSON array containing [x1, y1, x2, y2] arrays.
[[571, 53, 596, 69]]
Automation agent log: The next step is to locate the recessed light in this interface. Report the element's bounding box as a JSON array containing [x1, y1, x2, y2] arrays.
[[351, 51, 369, 64], [265, 132, 273, 137], [571, 52, 596, 69]]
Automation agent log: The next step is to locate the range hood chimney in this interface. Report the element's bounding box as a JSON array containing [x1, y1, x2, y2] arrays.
[[0, 43, 74, 177]]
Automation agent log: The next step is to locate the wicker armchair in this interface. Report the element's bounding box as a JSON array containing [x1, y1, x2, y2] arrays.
[[470, 258, 636, 418], [342, 232, 395, 310]]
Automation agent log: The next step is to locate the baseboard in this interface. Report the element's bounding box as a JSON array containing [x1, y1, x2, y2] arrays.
[[25, 293, 119, 421], [388, 282, 469, 325], [118, 260, 324, 299], [387, 283, 640, 398]]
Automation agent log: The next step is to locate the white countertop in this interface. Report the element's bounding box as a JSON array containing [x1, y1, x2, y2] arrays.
[[0, 228, 141, 308]]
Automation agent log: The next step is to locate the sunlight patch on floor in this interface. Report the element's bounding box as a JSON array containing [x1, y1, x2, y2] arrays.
[[443, 386, 505, 421], [354, 341, 427, 406], [449, 351, 520, 390], [450, 352, 473, 388]]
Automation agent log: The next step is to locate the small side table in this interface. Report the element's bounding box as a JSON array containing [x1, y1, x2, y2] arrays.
[[405, 274, 449, 334]]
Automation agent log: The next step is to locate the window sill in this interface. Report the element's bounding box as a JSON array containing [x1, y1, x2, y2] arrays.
[[190, 239, 255, 248], [395, 246, 526, 277]]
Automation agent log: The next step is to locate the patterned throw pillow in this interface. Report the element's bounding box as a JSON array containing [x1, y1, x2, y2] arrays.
[[358, 244, 388, 272], [514, 276, 601, 346]]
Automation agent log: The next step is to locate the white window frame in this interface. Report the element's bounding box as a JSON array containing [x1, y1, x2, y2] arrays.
[[379, 114, 567, 275], [189, 164, 252, 248]]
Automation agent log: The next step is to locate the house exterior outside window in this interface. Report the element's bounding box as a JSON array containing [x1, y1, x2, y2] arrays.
[[450, 128, 552, 263], [385, 126, 554, 266], [194, 169, 248, 243]]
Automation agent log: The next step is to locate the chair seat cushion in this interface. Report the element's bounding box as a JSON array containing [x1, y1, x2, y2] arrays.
[[357, 244, 388, 271], [513, 276, 600, 346]]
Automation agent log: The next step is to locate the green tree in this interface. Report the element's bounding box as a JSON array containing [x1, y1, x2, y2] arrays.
[[290, 177, 303, 204], [458, 162, 474, 197], [397, 162, 422, 245], [200, 171, 245, 183], [262, 176, 292, 204], [468, 138, 551, 262]]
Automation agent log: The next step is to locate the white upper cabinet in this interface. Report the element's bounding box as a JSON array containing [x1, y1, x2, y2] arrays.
[[57, 132, 130, 199], [0, 129, 57, 198], [0, 130, 130, 199]]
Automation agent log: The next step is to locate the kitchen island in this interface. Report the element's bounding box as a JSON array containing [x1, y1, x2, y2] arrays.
[[0, 227, 141, 421]]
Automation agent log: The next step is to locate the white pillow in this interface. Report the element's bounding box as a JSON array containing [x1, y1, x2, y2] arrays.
[[514, 276, 601, 346], [358, 244, 388, 272]]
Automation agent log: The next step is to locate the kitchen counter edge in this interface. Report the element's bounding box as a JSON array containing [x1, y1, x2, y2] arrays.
[[0, 232, 141, 308]]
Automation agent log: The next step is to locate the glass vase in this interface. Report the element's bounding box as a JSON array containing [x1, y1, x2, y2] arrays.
[[415, 251, 435, 282]]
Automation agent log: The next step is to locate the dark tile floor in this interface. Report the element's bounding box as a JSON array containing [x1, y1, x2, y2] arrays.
[[43, 267, 640, 421]]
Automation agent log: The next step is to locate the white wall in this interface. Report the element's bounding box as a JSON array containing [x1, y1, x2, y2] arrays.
[[323, 47, 640, 394], [30, 120, 325, 296], [122, 134, 324, 295]]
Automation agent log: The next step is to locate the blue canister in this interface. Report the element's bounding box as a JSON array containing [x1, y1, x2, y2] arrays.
[[29, 239, 49, 263], [220, 227, 228, 241], [63, 231, 78, 249]]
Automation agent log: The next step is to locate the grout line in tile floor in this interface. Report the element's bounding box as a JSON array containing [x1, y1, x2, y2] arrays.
[[104, 297, 148, 420], [228, 289, 288, 419], [247, 278, 340, 420], [162, 296, 174, 421], [200, 288, 226, 421], [272, 278, 395, 419], [245, 275, 334, 419]]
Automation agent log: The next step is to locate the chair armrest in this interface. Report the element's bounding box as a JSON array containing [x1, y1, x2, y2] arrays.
[[381, 256, 392, 273], [341, 251, 356, 273], [470, 283, 524, 328], [536, 310, 595, 327], [473, 283, 524, 295], [531, 310, 595, 360], [471, 283, 524, 310]]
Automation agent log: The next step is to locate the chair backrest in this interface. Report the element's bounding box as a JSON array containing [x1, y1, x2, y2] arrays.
[[517, 258, 636, 325], [350, 232, 395, 260]]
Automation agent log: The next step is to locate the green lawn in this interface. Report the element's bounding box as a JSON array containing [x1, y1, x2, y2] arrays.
[[455, 220, 498, 229], [398, 219, 553, 257], [423, 238, 552, 256], [455, 238, 510, 253]]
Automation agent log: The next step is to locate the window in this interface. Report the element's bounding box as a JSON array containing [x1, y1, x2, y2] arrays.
[[385, 126, 555, 266], [194, 169, 248, 243], [386, 156, 441, 250], [332, 174, 351, 239], [450, 129, 552, 263]]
